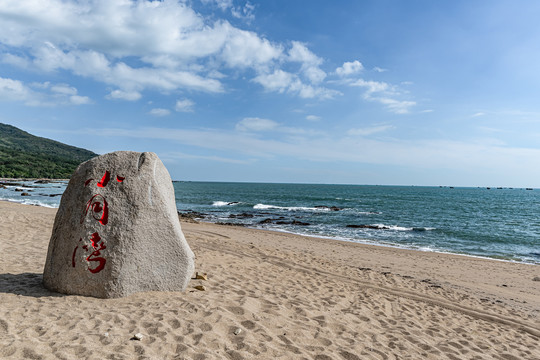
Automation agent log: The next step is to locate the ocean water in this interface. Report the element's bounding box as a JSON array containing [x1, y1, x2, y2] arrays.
[[2, 180, 539, 264], [173, 182, 540, 265], [0, 180, 68, 208]]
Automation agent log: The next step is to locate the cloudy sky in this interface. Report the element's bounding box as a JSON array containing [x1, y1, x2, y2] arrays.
[[1, 0, 540, 186]]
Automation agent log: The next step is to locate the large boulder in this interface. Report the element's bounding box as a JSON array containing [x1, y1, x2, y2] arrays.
[[43, 151, 195, 298]]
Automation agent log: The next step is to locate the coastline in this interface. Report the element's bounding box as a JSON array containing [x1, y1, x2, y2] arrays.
[[230, 222, 540, 266], [1, 201, 539, 359], [3, 179, 540, 265]]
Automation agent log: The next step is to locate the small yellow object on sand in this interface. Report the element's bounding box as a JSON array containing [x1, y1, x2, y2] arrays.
[[194, 285, 206, 291], [195, 272, 208, 280]]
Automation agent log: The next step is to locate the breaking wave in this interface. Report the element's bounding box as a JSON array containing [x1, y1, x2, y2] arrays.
[[253, 203, 331, 212]]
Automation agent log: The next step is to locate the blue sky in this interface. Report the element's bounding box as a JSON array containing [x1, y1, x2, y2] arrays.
[[1, 0, 540, 186]]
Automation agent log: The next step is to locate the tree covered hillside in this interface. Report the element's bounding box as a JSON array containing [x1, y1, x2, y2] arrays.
[[0, 123, 97, 178]]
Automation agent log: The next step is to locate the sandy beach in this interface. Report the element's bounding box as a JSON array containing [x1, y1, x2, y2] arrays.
[[0, 200, 539, 359]]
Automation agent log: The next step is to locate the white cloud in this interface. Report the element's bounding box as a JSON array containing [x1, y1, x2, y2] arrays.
[[106, 90, 142, 101], [51, 84, 77, 95], [347, 125, 394, 136], [306, 115, 321, 121], [1, 53, 30, 68], [288, 41, 321, 65], [83, 126, 540, 184], [70, 95, 92, 105], [254, 69, 340, 99], [231, 2, 255, 22], [235, 117, 324, 136], [288, 41, 326, 84], [202, 0, 234, 11], [472, 112, 486, 117], [349, 78, 415, 114], [236, 117, 278, 132], [202, 0, 256, 22], [0, 0, 282, 99], [335, 60, 364, 77], [0, 76, 90, 106], [149, 108, 171, 117], [350, 78, 390, 93], [162, 151, 254, 165], [175, 99, 195, 112], [253, 70, 294, 93], [221, 24, 282, 69], [0, 0, 415, 104], [373, 67, 387, 73], [0, 77, 30, 101], [288, 79, 340, 99], [376, 97, 416, 114]]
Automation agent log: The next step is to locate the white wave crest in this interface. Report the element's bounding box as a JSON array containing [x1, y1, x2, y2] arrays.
[[253, 203, 330, 212], [0, 197, 58, 208], [370, 224, 412, 231], [370, 224, 435, 231], [212, 201, 240, 207]]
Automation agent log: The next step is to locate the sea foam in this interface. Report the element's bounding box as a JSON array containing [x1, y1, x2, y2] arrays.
[[253, 203, 331, 212]]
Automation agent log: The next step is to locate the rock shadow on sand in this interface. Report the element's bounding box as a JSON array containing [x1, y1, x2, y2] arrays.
[[0, 273, 64, 298]]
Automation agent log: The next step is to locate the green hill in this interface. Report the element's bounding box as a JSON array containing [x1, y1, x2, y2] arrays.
[[0, 123, 98, 179]]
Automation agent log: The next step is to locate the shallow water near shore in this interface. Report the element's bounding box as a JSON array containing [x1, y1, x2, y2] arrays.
[[2, 179, 539, 264], [173, 182, 540, 265]]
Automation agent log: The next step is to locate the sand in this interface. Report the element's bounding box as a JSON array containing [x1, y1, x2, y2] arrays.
[[0, 201, 539, 359]]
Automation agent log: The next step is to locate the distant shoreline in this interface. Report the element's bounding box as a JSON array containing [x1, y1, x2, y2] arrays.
[[0, 178, 69, 182]]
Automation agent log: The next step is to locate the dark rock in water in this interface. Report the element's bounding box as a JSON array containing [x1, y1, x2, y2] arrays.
[[275, 220, 310, 226], [229, 213, 254, 219], [21, 192, 30, 196], [258, 218, 310, 226], [14, 188, 24, 192], [177, 210, 207, 222], [35, 179, 52, 184], [43, 151, 195, 298], [315, 205, 343, 211], [347, 224, 383, 229], [216, 222, 246, 227], [49, 194, 63, 197], [1, 181, 24, 187]]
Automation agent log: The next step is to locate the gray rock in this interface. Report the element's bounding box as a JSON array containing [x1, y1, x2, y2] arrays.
[[43, 151, 195, 298]]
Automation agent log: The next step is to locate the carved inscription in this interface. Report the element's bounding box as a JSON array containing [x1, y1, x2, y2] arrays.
[[72, 170, 124, 274]]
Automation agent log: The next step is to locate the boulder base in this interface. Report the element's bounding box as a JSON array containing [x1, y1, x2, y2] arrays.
[[43, 151, 195, 298]]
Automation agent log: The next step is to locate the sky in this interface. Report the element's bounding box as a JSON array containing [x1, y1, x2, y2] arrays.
[[1, 0, 540, 187]]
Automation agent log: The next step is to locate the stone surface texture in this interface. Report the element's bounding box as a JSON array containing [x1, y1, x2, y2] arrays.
[[43, 151, 195, 298]]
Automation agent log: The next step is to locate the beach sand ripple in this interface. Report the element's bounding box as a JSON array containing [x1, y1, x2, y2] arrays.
[[1, 201, 539, 359]]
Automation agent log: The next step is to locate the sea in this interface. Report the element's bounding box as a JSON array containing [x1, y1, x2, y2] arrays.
[[2, 180, 539, 265]]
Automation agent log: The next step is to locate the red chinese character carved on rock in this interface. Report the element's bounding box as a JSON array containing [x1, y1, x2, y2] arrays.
[[82, 194, 109, 225], [72, 232, 107, 273], [74, 171, 125, 274]]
